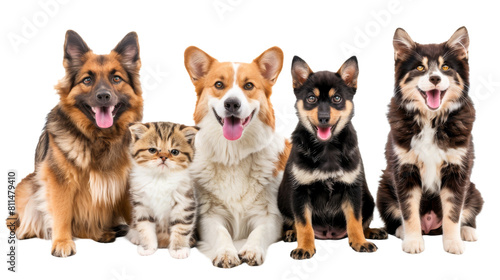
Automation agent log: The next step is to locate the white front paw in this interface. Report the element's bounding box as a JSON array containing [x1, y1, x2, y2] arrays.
[[461, 226, 478, 242], [212, 249, 241, 268], [443, 238, 464, 254], [169, 247, 190, 259], [238, 245, 265, 266], [137, 244, 157, 256], [402, 236, 425, 254]]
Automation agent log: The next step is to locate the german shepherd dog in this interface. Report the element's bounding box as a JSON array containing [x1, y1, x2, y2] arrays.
[[278, 56, 387, 260], [10, 30, 143, 257], [377, 27, 483, 254]]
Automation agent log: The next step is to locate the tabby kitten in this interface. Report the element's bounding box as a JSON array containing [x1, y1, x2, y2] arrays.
[[126, 122, 199, 258]]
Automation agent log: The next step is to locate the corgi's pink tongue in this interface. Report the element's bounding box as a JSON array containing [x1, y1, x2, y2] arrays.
[[223, 117, 243, 141], [426, 89, 441, 109], [93, 106, 114, 128], [317, 126, 331, 140]]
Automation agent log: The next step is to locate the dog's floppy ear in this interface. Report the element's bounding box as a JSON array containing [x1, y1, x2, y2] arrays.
[[291, 56, 313, 89], [393, 28, 416, 61], [180, 125, 200, 146], [337, 56, 359, 89], [446, 26, 469, 60], [113, 32, 141, 71], [184, 46, 216, 84], [129, 122, 150, 142], [253, 46, 284, 85], [64, 30, 91, 68]]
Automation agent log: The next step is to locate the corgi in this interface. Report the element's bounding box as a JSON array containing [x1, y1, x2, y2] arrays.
[[377, 27, 484, 254], [184, 46, 291, 267], [10, 30, 143, 257], [278, 56, 387, 259]]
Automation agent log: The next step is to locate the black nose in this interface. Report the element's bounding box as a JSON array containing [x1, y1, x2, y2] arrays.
[[318, 112, 330, 125], [224, 98, 241, 113], [96, 91, 111, 103], [429, 75, 441, 85]]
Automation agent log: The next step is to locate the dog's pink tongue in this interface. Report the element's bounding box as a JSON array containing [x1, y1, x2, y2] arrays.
[[426, 89, 441, 109], [94, 106, 114, 128], [223, 117, 243, 141], [317, 127, 331, 140]]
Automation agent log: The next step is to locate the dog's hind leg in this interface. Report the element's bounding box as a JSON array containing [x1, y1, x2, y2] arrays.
[[13, 173, 51, 240], [460, 182, 483, 242]]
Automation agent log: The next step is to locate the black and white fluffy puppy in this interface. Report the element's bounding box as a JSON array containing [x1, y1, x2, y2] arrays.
[[278, 56, 387, 260]]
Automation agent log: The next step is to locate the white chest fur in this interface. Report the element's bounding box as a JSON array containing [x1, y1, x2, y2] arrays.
[[130, 166, 190, 222], [395, 123, 467, 193]]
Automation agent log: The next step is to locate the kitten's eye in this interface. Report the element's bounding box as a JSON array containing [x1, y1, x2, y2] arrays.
[[148, 148, 157, 154], [112, 75, 122, 84], [417, 65, 425, 72], [332, 95, 342, 104], [83, 77, 92, 85], [214, 81, 224, 89], [441, 64, 450, 71], [306, 95, 317, 104], [244, 82, 254, 90], [170, 149, 179, 156]]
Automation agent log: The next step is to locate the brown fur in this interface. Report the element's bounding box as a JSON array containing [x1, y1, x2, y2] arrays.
[[12, 30, 143, 257]]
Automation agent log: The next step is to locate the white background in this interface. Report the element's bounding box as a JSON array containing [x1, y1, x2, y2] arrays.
[[1, 0, 499, 279]]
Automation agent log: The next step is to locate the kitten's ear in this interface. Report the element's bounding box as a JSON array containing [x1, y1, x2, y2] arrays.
[[180, 125, 199, 146], [129, 122, 150, 141]]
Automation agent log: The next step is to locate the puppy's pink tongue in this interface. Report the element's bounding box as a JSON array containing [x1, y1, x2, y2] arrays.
[[426, 89, 441, 109], [94, 106, 114, 128], [223, 117, 243, 140], [317, 127, 331, 140]]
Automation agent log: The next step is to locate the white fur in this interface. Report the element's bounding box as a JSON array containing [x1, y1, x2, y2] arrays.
[[291, 163, 361, 185], [192, 107, 285, 264]]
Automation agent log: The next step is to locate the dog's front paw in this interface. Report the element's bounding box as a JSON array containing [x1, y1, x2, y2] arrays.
[[402, 236, 425, 254], [238, 246, 265, 266], [290, 247, 316, 260], [169, 247, 190, 259], [443, 238, 464, 255], [137, 244, 157, 256], [51, 239, 76, 258], [350, 241, 377, 252], [213, 249, 241, 268]]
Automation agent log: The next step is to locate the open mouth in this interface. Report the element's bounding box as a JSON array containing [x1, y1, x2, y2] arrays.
[[418, 88, 447, 110], [312, 118, 341, 141], [213, 109, 255, 141], [85, 103, 123, 128]]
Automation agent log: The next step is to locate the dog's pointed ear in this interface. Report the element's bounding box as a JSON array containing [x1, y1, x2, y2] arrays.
[[291, 56, 313, 89], [184, 46, 216, 84], [337, 56, 359, 89], [393, 28, 416, 61], [446, 26, 469, 60], [113, 32, 140, 70], [180, 125, 200, 146], [64, 30, 91, 67], [129, 122, 149, 142], [253, 46, 284, 85]]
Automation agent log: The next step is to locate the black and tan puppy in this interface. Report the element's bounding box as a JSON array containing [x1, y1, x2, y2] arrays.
[[377, 27, 483, 254], [278, 56, 387, 260]]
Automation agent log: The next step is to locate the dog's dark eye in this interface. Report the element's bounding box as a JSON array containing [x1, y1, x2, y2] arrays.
[[83, 77, 92, 85], [417, 65, 425, 72], [441, 64, 450, 71], [306, 95, 317, 104], [148, 148, 157, 154], [244, 82, 254, 90], [170, 149, 179, 156], [332, 95, 342, 104], [112, 76, 122, 84], [215, 81, 224, 89]]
